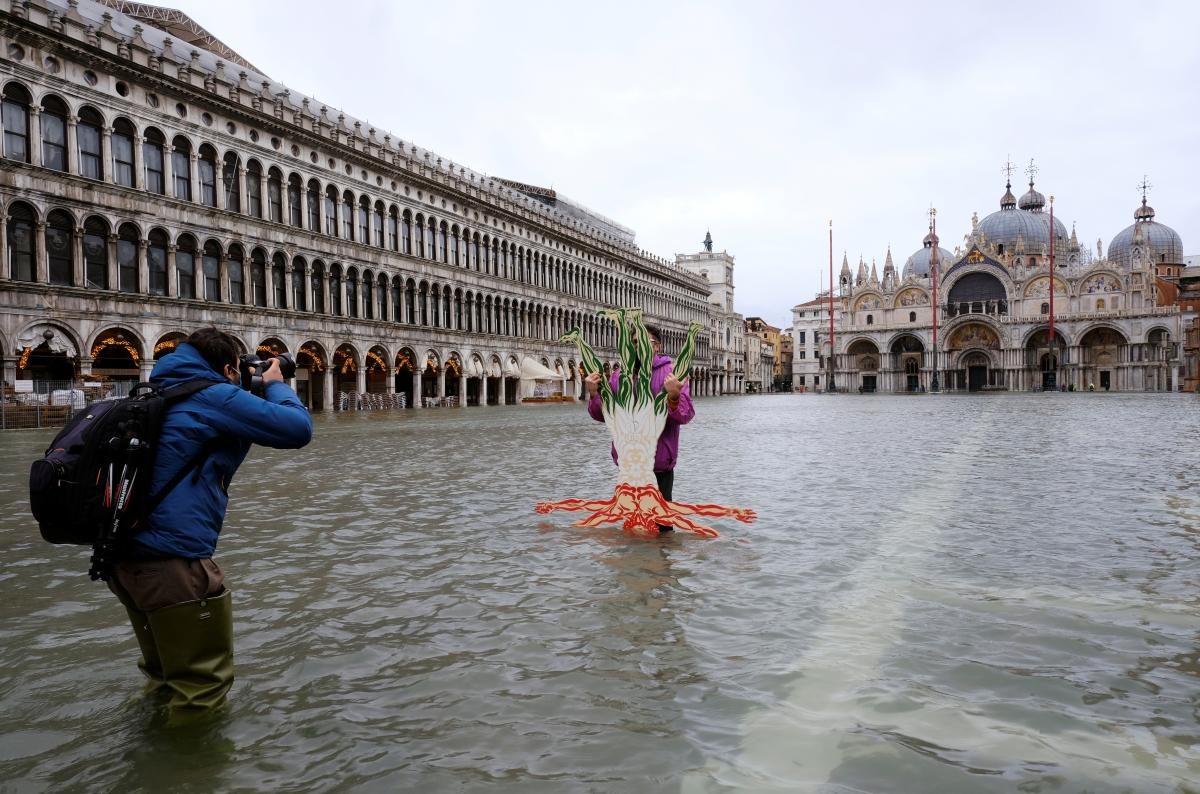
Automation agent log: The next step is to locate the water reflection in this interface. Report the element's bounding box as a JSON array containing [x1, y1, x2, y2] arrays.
[[1, 395, 1199, 792]]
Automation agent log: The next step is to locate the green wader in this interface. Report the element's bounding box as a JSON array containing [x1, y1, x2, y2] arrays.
[[146, 590, 235, 712]]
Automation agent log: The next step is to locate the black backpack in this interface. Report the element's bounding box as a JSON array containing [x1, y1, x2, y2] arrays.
[[29, 379, 217, 580]]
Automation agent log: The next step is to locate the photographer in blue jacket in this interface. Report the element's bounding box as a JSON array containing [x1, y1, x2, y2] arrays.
[[108, 327, 312, 715]]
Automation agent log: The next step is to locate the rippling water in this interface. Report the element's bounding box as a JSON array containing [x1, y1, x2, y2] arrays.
[[1, 394, 1198, 792]]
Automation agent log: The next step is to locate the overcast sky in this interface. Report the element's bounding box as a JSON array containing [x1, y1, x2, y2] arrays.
[[169, 0, 1199, 328]]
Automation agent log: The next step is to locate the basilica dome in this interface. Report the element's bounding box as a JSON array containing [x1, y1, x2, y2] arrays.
[[976, 180, 1069, 257], [902, 233, 955, 278], [1106, 200, 1184, 268]]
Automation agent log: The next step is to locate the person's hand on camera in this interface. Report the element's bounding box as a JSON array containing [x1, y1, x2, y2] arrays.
[[584, 371, 602, 396], [262, 357, 284, 385]]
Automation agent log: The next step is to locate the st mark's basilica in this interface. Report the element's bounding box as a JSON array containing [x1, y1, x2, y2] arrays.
[[793, 166, 1185, 393]]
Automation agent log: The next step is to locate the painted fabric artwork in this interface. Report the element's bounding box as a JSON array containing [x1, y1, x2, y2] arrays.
[[536, 308, 756, 537]]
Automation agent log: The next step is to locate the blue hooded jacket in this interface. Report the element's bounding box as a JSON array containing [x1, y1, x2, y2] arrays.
[[131, 342, 313, 559]]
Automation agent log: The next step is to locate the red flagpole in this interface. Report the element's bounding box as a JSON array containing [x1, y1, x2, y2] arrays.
[[828, 220, 835, 392], [930, 210, 939, 392], [1049, 197, 1056, 372]]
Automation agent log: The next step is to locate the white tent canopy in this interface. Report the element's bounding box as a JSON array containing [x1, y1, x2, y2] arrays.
[[520, 356, 566, 399]]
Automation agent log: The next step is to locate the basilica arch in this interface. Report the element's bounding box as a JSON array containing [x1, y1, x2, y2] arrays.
[[845, 338, 881, 393], [1078, 325, 1128, 391]]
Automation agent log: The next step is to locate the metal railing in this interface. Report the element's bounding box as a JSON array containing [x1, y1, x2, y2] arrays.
[[1, 380, 137, 430]]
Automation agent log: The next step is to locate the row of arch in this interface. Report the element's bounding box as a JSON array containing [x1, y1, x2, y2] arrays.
[[0, 80, 703, 324], [834, 321, 1172, 357], [4, 321, 729, 407], [1, 199, 712, 360]]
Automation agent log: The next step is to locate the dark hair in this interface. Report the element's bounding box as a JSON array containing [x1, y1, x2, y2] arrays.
[[186, 327, 239, 374], [643, 324, 663, 343]]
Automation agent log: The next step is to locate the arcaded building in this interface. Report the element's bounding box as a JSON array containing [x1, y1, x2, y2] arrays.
[[791, 171, 1186, 393], [0, 0, 720, 411]]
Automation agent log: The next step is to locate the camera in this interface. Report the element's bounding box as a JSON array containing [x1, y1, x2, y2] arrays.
[[239, 352, 297, 395]]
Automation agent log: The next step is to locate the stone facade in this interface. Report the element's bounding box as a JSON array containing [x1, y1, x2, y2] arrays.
[[1, 0, 726, 410], [791, 179, 1186, 393], [676, 236, 745, 394]]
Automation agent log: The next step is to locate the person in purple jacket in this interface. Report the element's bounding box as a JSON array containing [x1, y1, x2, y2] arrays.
[[584, 324, 695, 532]]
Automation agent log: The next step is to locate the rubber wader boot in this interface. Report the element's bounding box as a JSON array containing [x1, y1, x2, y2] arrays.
[[147, 589, 234, 712], [123, 605, 166, 689]]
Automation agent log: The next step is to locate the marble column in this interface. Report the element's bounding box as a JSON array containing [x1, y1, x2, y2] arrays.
[[189, 152, 200, 204], [100, 126, 112, 184], [166, 244, 177, 297], [480, 374, 488, 406], [28, 108, 42, 167], [34, 222, 47, 282], [66, 116, 77, 173], [72, 227, 85, 287], [106, 233, 118, 291], [459, 373, 466, 406], [413, 370, 423, 409]]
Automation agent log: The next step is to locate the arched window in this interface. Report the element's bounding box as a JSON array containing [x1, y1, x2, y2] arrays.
[[346, 267, 359, 318], [427, 218, 437, 259], [866, 314, 873, 325], [171, 136, 191, 200], [198, 144, 217, 207], [325, 185, 338, 237], [176, 235, 196, 299], [402, 211, 412, 254], [415, 214, 426, 258], [405, 279, 415, 324], [221, 152, 240, 212], [1041, 302, 1049, 315], [147, 228, 168, 295], [387, 207, 398, 251], [439, 222, 448, 263], [310, 261, 326, 314], [250, 249, 267, 307], [143, 128, 165, 194], [202, 240, 221, 301], [111, 118, 135, 186], [362, 272, 374, 320], [267, 168, 283, 223], [272, 253, 287, 309], [117, 223, 138, 293], [390, 277, 401, 322], [377, 274, 387, 320], [84, 217, 110, 290], [373, 201, 384, 247], [78, 107, 103, 180], [246, 160, 263, 218], [1096, 298, 1106, 311], [2, 83, 31, 162], [342, 191, 354, 240], [227, 244, 244, 304], [287, 174, 302, 227], [909, 311, 916, 322], [450, 225, 459, 266], [40, 95, 68, 172], [358, 196, 370, 243], [329, 265, 343, 316], [291, 257, 306, 311], [5, 202, 35, 283], [46, 209, 74, 286], [306, 179, 320, 231]]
